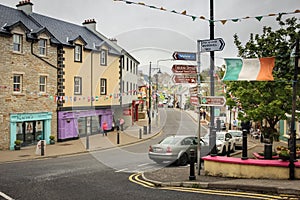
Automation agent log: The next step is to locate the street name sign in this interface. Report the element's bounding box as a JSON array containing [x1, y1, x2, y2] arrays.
[[172, 65, 197, 74], [201, 96, 226, 106], [172, 74, 197, 84], [172, 52, 196, 61], [200, 38, 225, 52]]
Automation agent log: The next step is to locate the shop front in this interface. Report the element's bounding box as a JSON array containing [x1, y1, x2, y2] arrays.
[[58, 109, 113, 141], [9, 112, 53, 150]]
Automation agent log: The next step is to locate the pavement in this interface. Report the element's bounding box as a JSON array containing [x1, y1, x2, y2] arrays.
[[1, 109, 300, 197]]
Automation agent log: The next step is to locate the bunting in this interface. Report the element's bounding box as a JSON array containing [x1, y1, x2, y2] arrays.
[[114, 0, 300, 24]]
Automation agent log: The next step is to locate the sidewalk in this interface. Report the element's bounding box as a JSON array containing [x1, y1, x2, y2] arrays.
[[0, 117, 160, 163]]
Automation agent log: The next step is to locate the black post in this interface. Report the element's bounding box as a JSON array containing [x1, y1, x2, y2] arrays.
[[117, 131, 120, 144], [227, 142, 231, 157], [41, 140, 45, 156], [229, 107, 232, 130], [289, 37, 299, 180], [241, 129, 248, 160], [189, 149, 196, 180], [139, 128, 142, 139]]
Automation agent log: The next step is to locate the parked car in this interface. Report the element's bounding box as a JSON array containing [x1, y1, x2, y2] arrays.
[[227, 130, 243, 149], [148, 135, 209, 166], [201, 132, 235, 155], [167, 102, 174, 108]]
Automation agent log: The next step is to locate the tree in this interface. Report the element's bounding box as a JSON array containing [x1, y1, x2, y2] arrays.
[[224, 17, 300, 142]]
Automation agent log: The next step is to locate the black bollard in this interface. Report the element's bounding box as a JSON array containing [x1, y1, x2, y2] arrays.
[[117, 131, 120, 144], [241, 129, 248, 160], [139, 128, 142, 139], [227, 142, 231, 157], [189, 149, 196, 180], [41, 140, 45, 156]]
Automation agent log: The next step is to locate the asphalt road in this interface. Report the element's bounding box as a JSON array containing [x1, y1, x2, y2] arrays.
[[0, 108, 256, 200]]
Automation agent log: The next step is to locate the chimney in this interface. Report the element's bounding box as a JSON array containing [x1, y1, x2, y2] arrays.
[[82, 19, 96, 31], [16, 0, 33, 15], [109, 38, 118, 44]]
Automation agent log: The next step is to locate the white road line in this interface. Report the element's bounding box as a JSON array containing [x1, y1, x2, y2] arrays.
[[138, 163, 151, 167], [0, 192, 14, 200], [115, 168, 129, 173]]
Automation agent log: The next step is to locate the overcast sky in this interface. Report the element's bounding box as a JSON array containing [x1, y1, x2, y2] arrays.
[[1, 0, 299, 74]]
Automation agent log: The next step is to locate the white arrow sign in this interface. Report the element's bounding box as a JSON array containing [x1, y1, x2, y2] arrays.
[[200, 38, 225, 52]]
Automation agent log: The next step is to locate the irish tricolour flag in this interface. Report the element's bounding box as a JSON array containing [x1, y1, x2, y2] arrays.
[[222, 57, 275, 81]]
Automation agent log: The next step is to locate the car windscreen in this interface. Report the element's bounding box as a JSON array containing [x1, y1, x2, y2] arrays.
[[230, 132, 242, 137], [216, 133, 225, 140], [160, 137, 181, 145]]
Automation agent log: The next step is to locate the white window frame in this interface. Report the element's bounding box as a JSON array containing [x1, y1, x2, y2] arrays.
[[74, 45, 82, 62], [100, 78, 107, 95], [13, 74, 22, 93], [100, 50, 107, 66], [74, 77, 82, 95], [13, 34, 22, 52], [39, 76, 47, 93], [38, 39, 47, 56]]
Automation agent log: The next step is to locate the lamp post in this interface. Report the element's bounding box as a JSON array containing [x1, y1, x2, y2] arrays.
[[148, 62, 161, 133]]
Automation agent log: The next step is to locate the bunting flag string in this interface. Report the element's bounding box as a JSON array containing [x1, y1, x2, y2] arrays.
[[114, 0, 299, 24]]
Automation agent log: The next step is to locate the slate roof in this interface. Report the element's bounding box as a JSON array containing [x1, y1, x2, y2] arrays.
[[0, 4, 40, 35]]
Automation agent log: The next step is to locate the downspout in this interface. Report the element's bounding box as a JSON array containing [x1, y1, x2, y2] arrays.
[[31, 41, 57, 69]]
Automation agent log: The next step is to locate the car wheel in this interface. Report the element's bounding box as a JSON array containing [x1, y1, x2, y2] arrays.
[[154, 160, 163, 164], [177, 153, 188, 166], [221, 146, 226, 156]]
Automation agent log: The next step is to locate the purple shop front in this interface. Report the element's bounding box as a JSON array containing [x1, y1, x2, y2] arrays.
[[58, 109, 113, 141]]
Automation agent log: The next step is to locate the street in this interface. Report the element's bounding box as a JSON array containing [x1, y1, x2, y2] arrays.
[[0, 108, 276, 200]]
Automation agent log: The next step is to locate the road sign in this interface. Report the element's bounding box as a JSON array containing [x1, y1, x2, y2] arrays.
[[200, 38, 225, 52], [172, 74, 197, 84], [172, 52, 196, 61], [172, 65, 197, 74], [190, 96, 199, 106], [201, 96, 226, 106]]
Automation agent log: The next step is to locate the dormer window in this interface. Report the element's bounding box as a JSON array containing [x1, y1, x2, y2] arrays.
[[13, 34, 22, 53], [74, 45, 82, 62], [38, 39, 47, 56], [100, 49, 107, 66]]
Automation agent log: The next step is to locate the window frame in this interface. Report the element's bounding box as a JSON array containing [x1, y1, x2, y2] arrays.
[[13, 74, 22, 93], [13, 34, 22, 53], [38, 39, 47, 56], [74, 76, 82, 95], [100, 78, 107, 95], [100, 50, 107, 66], [74, 45, 82, 62], [39, 76, 47, 93]]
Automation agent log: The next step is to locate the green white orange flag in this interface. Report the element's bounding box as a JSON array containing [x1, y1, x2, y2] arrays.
[[222, 57, 275, 81]]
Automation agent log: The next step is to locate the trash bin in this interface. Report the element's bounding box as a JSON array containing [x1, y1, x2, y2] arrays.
[[264, 143, 272, 159]]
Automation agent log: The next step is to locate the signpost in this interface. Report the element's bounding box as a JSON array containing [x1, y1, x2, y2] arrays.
[[201, 96, 226, 107], [172, 65, 197, 74], [172, 74, 197, 84], [200, 38, 225, 52], [172, 52, 196, 61]]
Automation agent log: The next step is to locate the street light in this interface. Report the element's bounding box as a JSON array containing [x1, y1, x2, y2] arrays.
[[148, 62, 161, 134]]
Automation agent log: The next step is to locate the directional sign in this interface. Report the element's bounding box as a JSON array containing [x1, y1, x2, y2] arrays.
[[190, 96, 199, 106], [172, 52, 196, 61], [172, 74, 197, 84], [201, 96, 226, 107], [172, 65, 197, 74], [200, 38, 225, 52], [189, 86, 198, 95]]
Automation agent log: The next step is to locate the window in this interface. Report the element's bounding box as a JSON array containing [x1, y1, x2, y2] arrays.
[[39, 76, 47, 93], [74, 77, 82, 95], [13, 34, 22, 52], [100, 50, 107, 66], [74, 45, 82, 62], [100, 78, 107, 95], [38, 39, 47, 56], [13, 74, 22, 92]]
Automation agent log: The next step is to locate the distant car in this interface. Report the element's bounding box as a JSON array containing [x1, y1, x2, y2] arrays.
[[163, 99, 168, 104], [227, 130, 243, 149], [158, 101, 164, 108], [208, 119, 226, 131], [167, 102, 174, 108], [148, 135, 209, 166], [201, 132, 235, 155]]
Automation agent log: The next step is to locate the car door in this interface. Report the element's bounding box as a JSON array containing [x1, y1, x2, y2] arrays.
[[225, 133, 234, 151]]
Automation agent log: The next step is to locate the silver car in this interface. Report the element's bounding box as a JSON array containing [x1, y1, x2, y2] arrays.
[[148, 135, 209, 166]]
